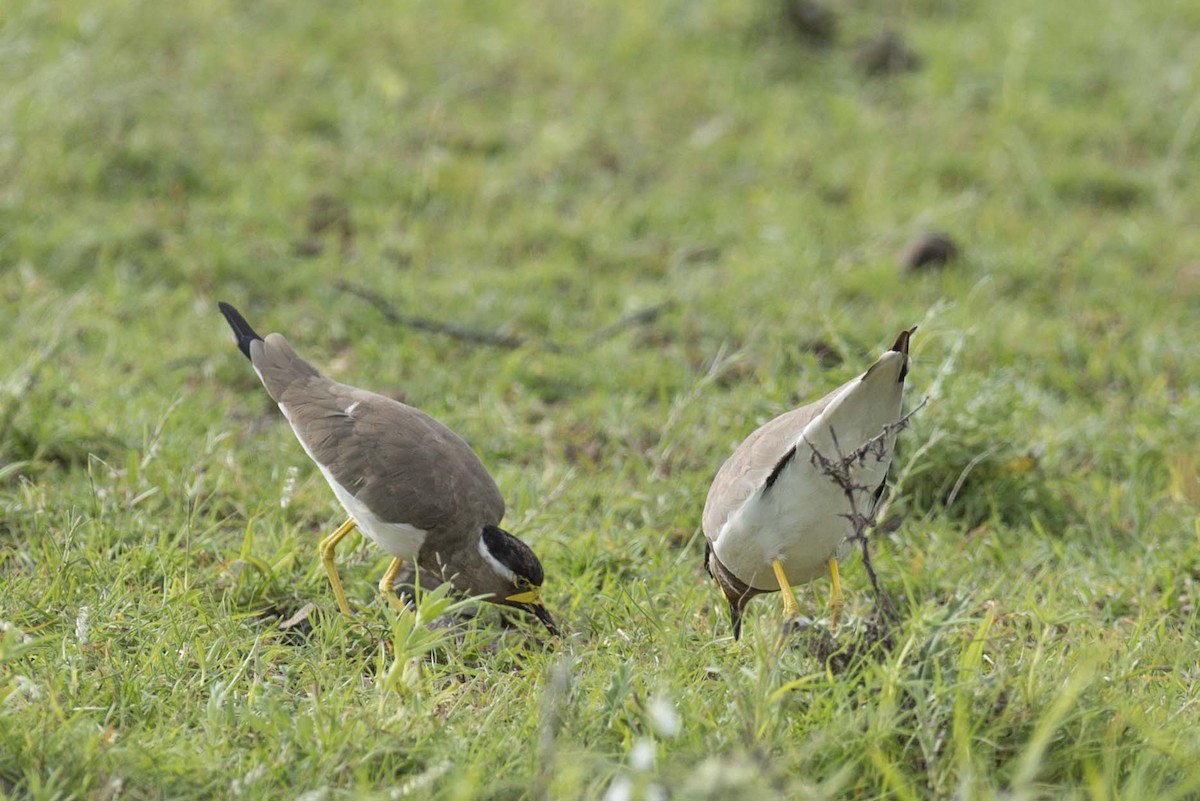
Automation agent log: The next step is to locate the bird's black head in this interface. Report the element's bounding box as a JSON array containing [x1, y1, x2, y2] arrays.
[[704, 544, 758, 641], [479, 525, 559, 636]]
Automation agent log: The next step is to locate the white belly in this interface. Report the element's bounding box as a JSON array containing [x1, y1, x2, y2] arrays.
[[278, 403, 428, 560], [317, 462, 427, 559], [713, 490, 848, 591], [713, 442, 889, 591]]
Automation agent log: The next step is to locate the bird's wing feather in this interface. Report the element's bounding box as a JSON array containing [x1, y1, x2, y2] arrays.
[[277, 377, 506, 535], [701, 378, 851, 541]]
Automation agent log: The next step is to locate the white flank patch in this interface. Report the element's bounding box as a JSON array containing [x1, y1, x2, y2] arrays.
[[315, 461, 427, 559], [280, 403, 428, 560], [714, 451, 861, 590], [478, 536, 516, 583], [343, 401, 360, 418]]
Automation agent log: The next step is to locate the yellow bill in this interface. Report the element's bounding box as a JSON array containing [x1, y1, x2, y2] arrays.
[[506, 586, 542, 605]]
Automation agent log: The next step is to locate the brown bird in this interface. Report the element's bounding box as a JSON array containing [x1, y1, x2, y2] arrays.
[[703, 328, 914, 639], [218, 302, 559, 635]]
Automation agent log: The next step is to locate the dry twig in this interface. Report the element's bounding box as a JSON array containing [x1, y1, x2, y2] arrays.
[[805, 397, 928, 621], [334, 280, 671, 353]]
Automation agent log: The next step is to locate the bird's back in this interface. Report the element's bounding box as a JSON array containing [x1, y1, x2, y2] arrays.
[[251, 334, 506, 539], [702, 378, 849, 542]]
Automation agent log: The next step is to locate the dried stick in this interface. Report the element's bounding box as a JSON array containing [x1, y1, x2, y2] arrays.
[[334, 280, 527, 349], [583, 302, 672, 348], [334, 280, 670, 353], [805, 398, 928, 620]]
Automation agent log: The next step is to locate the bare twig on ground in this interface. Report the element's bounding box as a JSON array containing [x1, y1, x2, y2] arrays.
[[334, 280, 671, 353], [334, 280, 527, 349], [806, 397, 928, 621], [583, 303, 672, 348]]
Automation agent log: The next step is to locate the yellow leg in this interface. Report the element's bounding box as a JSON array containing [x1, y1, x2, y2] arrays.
[[318, 517, 357, 615], [828, 557, 844, 628], [771, 559, 801, 618], [378, 557, 406, 611]]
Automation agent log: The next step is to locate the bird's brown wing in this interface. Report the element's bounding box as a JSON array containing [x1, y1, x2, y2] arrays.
[[250, 335, 505, 535]]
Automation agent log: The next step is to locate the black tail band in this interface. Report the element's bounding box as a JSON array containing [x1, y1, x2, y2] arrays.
[[218, 302, 262, 361]]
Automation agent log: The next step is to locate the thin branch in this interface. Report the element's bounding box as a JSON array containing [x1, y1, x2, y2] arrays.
[[805, 397, 928, 621], [334, 280, 670, 353], [583, 302, 672, 347], [334, 280, 528, 349]]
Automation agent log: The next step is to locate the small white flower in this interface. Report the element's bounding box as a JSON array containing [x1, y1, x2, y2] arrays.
[[280, 465, 299, 509], [629, 738, 656, 772], [0, 620, 31, 644], [394, 761, 450, 796], [231, 764, 267, 796], [647, 694, 679, 739], [602, 775, 633, 801], [12, 675, 41, 701], [75, 606, 91, 645], [244, 765, 267, 785], [295, 789, 330, 801]]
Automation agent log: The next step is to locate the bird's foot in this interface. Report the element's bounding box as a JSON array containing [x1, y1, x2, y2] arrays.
[[826, 556, 844, 630], [381, 589, 409, 613], [828, 601, 844, 630], [775, 614, 814, 649]]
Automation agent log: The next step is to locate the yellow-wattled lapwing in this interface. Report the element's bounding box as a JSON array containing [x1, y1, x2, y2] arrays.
[[702, 328, 914, 639], [218, 302, 559, 635]]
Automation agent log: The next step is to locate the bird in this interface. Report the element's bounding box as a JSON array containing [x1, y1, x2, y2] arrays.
[[702, 327, 915, 639], [217, 302, 559, 636]]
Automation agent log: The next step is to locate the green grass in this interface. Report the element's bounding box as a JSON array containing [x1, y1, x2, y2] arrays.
[[3, 0, 1200, 797]]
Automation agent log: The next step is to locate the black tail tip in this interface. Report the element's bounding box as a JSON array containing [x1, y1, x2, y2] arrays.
[[890, 325, 917, 355], [890, 326, 917, 383], [730, 604, 743, 641], [218, 301, 262, 360]]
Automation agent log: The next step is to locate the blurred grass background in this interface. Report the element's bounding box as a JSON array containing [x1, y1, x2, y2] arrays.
[[2, 0, 1200, 798]]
